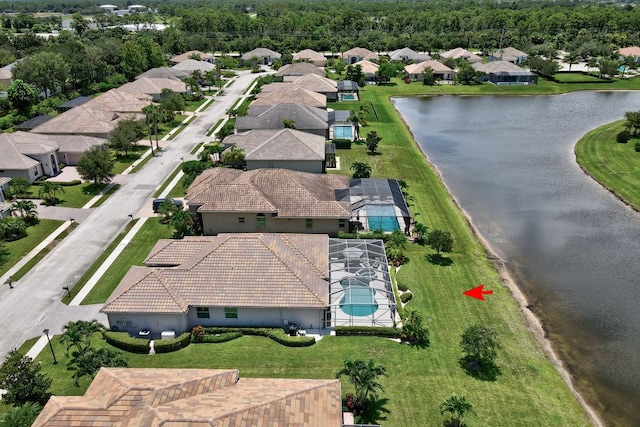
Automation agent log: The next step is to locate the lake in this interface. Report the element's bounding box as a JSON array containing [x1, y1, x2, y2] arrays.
[[393, 92, 640, 426]]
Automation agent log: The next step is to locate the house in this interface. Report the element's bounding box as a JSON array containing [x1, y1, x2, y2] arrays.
[[275, 62, 326, 78], [0, 177, 11, 218], [489, 47, 528, 64], [186, 169, 351, 236], [388, 47, 431, 63], [33, 368, 343, 427], [619, 46, 640, 63], [171, 59, 216, 74], [337, 80, 359, 101], [353, 60, 379, 82], [293, 49, 327, 67], [251, 86, 327, 109], [236, 103, 329, 138], [13, 115, 53, 131], [472, 61, 538, 85], [54, 134, 110, 165], [222, 129, 329, 173], [242, 48, 282, 66], [56, 96, 92, 112], [118, 77, 188, 101], [341, 47, 378, 64], [170, 50, 215, 64], [405, 60, 455, 81], [263, 74, 338, 102], [135, 67, 189, 81], [101, 232, 396, 332], [98, 4, 118, 12], [440, 47, 483, 63], [0, 61, 17, 90]]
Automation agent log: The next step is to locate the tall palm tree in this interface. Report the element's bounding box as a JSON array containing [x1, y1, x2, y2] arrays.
[[222, 145, 245, 169], [336, 359, 387, 405], [11, 200, 38, 226], [440, 395, 474, 427], [142, 104, 156, 156], [60, 320, 104, 357]]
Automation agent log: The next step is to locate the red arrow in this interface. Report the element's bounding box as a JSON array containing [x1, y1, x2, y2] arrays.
[[463, 284, 493, 301]]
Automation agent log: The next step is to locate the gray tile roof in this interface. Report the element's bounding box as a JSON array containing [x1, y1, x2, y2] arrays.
[[223, 128, 326, 161], [118, 77, 187, 95], [281, 74, 337, 93], [388, 47, 431, 62], [186, 168, 351, 219], [341, 47, 378, 61], [490, 47, 528, 62], [242, 48, 282, 60], [237, 103, 328, 131], [252, 87, 326, 108], [135, 67, 189, 80], [405, 60, 453, 74], [440, 47, 483, 63], [101, 233, 331, 313], [171, 59, 216, 72], [0, 136, 40, 170], [473, 60, 535, 75], [275, 62, 325, 77], [170, 50, 215, 63]]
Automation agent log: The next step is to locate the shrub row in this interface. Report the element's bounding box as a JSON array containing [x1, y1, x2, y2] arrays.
[[397, 282, 409, 292], [103, 331, 150, 354], [203, 327, 316, 347], [400, 292, 413, 303], [332, 138, 352, 149], [197, 331, 243, 343], [335, 326, 401, 338], [153, 332, 192, 354], [31, 179, 81, 186]]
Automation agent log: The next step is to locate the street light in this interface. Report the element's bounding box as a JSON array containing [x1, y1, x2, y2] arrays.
[[62, 286, 70, 298], [42, 329, 57, 364], [180, 156, 184, 163], [128, 213, 133, 221]]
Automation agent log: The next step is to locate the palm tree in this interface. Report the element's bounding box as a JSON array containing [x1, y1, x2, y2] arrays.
[[440, 395, 474, 427], [401, 309, 429, 344], [68, 347, 128, 386], [624, 110, 640, 136], [142, 105, 156, 156], [0, 402, 42, 427], [222, 145, 245, 169], [204, 70, 217, 91], [38, 182, 64, 205], [336, 359, 387, 408], [350, 161, 372, 178], [169, 209, 195, 238], [11, 200, 38, 226], [183, 77, 200, 98], [60, 320, 104, 357]]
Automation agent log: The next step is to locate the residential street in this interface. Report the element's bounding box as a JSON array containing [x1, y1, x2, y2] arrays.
[[0, 70, 262, 360]]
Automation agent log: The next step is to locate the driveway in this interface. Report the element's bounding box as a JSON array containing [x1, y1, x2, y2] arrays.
[[0, 70, 263, 359]]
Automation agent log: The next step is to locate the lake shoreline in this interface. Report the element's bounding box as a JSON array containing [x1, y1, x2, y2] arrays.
[[392, 95, 605, 427]]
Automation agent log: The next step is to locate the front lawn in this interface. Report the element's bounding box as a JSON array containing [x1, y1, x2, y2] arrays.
[[26, 182, 108, 208], [113, 145, 152, 174], [0, 219, 64, 276]]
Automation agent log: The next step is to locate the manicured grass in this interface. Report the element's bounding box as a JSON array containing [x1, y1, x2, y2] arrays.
[[156, 115, 187, 139], [0, 219, 64, 277], [184, 98, 207, 112], [113, 145, 151, 174], [91, 184, 120, 208], [153, 166, 183, 198], [168, 115, 196, 140], [190, 142, 204, 154], [575, 120, 640, 210], [80, 218, 173, 305], [207, 119, 224, 136], [26, 182, 108, 208], [553, 72, 610, 83]]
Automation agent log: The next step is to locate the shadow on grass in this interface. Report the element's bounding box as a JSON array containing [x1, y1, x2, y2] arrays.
[[81, 183, 108, 195], [360, 397, 390, 425], [407, 338, 430, 350], [366, 151, 382, 156], [426, 254, 453, 266], [459, 356, 501, 382]]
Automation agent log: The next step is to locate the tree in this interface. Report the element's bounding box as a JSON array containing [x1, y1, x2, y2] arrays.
[[460, 325, 501, 375], [60, 320, 104, 357], [0, 217, 28, 242], [413, 222, 428, 244], [617, 130, 631, 144], [77, 146, 115, 184], [204, 70, 217, 91], [422, 67, 436, 86], [7, 79, 39, 116], [8, 178, 30, 198], [169, 209, 195, 238], [183, 76, 200, 98], [440, 395, 474, 427], [336, 359, 387, 414], [71, 13, 89, 35], [401, 310, 429, 344], [0, 402, 42, 427], [351, 161, 371, 178], [426, 229, 453, 255], [120, 40, 148, 81], [599, 59, 619, 78], [38, 182, 64, 205], [0, 350, 52, 406], [12, 52, 69, 98], [565, 52, 580, 71], [157, 199, 180, 224], [624, 111, 640, 136], [375, 62, 397, 84], [109, 118, 145, 156], [68, 347, 128, 386], [455, 61, 484, 85], [222, 145, 245, 169], [345, 64, 365, 86], [365, 130, 381, 154], [11, 200, 38, 226]]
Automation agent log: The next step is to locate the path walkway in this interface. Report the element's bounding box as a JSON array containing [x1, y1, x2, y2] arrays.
[[0, 70, 264, 360]]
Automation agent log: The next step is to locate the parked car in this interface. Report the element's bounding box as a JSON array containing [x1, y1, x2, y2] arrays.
[[152, 198, 183, 213]]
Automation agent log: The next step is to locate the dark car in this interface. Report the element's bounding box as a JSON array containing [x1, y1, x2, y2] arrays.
[[152, 198, 184, 213]]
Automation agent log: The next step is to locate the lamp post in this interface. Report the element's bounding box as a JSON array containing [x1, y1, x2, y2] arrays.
[[42, 329, 57, 364], [62, 286, 71, 298]]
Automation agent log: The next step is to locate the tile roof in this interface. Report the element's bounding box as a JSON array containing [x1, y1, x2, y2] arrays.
[[78, 89, 153, 113], [31, 108, 144, 136], [490, 46, 528, 61], [275, 62, 326, 77], [186, 168, 351, 218], [337, 80, 358, 91], [283, 74, 337, 91], [353, 59, 379, 75], [0, 131, 58, 155], [101, 233, 330, 313], [473, 60, 535, 75], [34, 368, 343, 427], [136, 67, 189, 80], [341, 47, 379, 61], [237, 103, 328, 131], [118, 77, 187, 95], [13, 114, 53, 130], [405, 60, 453, 74], [171, 59, 216, 72], [388, 47, 431, 62], [440, 47, 483, 63], [251, 86, 326, 108], [223, 128, 326, 161], [620, 46, 640, 56], [170, 50, 215, 63], [293, 49, 326, 61], [0, 137, 40, 170], [55, 134, 109, 153], [242, 48, 282, 60]]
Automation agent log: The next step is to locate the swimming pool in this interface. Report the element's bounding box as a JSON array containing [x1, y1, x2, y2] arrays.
[[334, 125, 353, 139], [365, 204, 400, 232], [341, 94, 356, 101], [340, 287, 378, 316]]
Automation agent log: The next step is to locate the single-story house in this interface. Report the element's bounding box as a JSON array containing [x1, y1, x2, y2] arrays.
[[242, 48, 282, 66], [619, 46, 640, 63], [293, 49, 327, 67], [337, 80, 359, 101], [0, 177, 11, 218], [34, 368, 342, 427], [263, 74, 338, 102], [55, 134, 109, 165], [275, 61, 325, 78], [472, 60, 538, 85], [118, 77, 188, 101], [440, 47, 483, 63], [222, 128, 328, 173], [135, 67, 189, 81], [170, 50, 215, 64], [353, 60, 379, 82], [341, 47, 378, 64], [405, 60, 455, 81], [388, 47, 431, 63], [236, 103, 329, 138], [56, 96, 92, 112], [0, 61, 16, 90], [186, 169, 351, 236], [13, 115, 53, 131], [489, 46, 528, 64], [171, 59, 216, 74], [251, 86, 327, 109]]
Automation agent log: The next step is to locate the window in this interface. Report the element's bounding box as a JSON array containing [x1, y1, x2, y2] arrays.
[[34, 168, 39, 177], [256, 213, 266, 229], [338, 219, 347, 229], [224, 307, 238, 319], [305, 218, 313, 229], [196, 307, 209, 319], [238, 217, 245, 223]]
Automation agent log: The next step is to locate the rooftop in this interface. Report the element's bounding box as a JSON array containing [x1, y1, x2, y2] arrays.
[[223, 128, 326, 161]]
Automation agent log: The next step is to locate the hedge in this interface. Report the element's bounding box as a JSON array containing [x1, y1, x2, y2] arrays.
[[335, 326, 401, 338], [153, 332, 192, 353], [102, 331, 150, 354], [197, 331, 243, 343], [400, 292, 413, 303], [397, 282, 409, 292], [332, 138, 352, 149], [203, 327, 316, 347]]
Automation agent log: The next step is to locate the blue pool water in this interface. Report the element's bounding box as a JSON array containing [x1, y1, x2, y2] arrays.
[[365, 204, 399, 231], [342, 94, 356, 101], [340, 287, 378, 316], [334, 125, 353, 139]]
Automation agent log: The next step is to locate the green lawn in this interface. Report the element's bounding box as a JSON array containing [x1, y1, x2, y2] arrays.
[[113, 145, 152, 174], [27, 182, 108, 208], [80, 218, 173, 305], [184, 98, 207, 112], [0, 219, 64, 277], [575, 120, 640, 210], [553, 72, 609, 83]]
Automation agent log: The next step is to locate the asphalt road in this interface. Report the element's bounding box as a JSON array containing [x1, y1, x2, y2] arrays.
[[0, 70, 261, 359]]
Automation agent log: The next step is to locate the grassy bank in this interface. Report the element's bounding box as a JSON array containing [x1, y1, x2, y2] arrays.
[[0, 219, 64, 277], [575, 120, 640, 211]]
